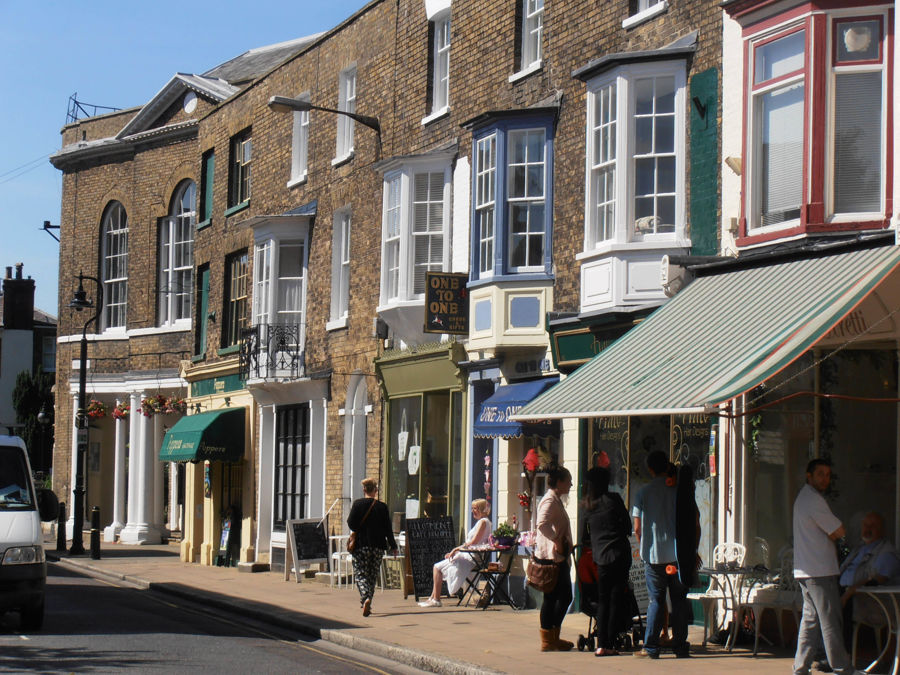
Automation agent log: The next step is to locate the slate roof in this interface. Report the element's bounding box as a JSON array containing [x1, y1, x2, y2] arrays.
[[203, 34, 323, 86]]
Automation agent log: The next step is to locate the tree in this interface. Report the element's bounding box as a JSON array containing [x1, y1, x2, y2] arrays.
[[12, 367, 54, 474]]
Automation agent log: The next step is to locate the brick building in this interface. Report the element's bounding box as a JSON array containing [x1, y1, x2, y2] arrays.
[[51, 0, 724, 580]]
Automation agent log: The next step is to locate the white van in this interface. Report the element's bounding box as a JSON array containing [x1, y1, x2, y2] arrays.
[[0, 435, 58, 630]]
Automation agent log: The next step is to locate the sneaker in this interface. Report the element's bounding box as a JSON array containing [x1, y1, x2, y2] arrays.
[[633, 649, 659, 659], [417, 598, 442, 608]]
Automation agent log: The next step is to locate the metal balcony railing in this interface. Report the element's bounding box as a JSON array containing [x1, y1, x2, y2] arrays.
[[240, 323, 304, 380]]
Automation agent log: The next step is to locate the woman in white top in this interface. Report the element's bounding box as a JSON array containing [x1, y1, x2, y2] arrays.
[[418, 499, 492, 607]]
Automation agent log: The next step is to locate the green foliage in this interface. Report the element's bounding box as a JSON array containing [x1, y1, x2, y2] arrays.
[[492, 521, 518, 539], [11, 367, 53, 472]]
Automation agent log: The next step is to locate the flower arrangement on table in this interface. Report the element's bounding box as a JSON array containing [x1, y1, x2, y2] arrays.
[[111, 402, 130, 420], [85, 399, 109, 419], [491, 519, 519, 548]]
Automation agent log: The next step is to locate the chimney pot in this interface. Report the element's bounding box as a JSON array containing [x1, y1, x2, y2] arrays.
[[14, 262, 23, 279], [4, 267, 10, 279]]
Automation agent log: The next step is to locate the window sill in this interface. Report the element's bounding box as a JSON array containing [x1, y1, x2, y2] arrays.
[[286, 173, 307, 189], [217, 344, 241, 357], [132, 322, 191, 336], [622, 1, 669, 30], [196, 218, 212, 231], [509, 61, 542, 83], [421, 107, 450, 126], [332, 152, 354, 168], [467, 272, 553, 290], [325, 317, 348, 332], [224, 201, 250, 218], [191, 353, 206, 363], [576, 238, 689, 261]]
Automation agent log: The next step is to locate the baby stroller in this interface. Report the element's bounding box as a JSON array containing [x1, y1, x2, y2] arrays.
[[576, 547, 644, 653]]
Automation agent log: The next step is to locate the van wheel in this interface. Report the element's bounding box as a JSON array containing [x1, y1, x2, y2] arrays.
[[21, 599, 44, 631]]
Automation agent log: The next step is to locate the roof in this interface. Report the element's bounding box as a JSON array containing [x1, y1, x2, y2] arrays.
[[572, 31, 698, 81], [203, 34, 323, 86]]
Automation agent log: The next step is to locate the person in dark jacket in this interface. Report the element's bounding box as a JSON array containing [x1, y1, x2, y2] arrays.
[[347, 477, 397, 617], [583, 466, 632, 656]]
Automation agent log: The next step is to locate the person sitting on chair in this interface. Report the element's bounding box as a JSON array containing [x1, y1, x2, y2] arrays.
[[418, 499, 491, 608], [839, 511, 900, 646]]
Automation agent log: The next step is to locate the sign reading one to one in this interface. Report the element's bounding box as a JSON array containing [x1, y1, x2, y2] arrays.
[[423, 272, 469, 335]]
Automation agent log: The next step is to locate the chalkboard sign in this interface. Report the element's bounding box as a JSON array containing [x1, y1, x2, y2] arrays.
[[285, 518, 329, 583], [405, 516, 456, 600]]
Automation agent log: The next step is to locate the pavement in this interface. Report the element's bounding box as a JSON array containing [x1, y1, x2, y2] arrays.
[[46, 538, 801, 674]]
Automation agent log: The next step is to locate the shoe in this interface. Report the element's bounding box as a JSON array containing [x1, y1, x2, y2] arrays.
[[812, 661, 833, 673], [633, 649, 659, 659], [417, 598, 442, 608], [674, 641, 691, 658], [551, 628, 573, 651], [362, 598, 371, 617], [595, 648, 619, 656], [540, 628, 555, 652]]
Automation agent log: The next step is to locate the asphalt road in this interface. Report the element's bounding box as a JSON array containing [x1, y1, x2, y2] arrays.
[[0, 565, 422, 674]]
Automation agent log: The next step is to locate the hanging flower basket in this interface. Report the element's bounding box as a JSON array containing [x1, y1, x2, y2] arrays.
[[85, 399, 109, 419], [141, 394, 168, 417], [164, 396, 188, 415], [112, 402, 130, 420]]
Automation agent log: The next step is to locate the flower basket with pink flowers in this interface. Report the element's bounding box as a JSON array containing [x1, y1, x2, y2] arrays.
[[85, 399, 109, 419], [164, 396, 188, 415], [141, 394, 168, 417], [111, 402, 130, 420]]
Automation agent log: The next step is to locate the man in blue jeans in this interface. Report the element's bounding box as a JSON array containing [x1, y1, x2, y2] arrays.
[[631, 450, 690, 659]]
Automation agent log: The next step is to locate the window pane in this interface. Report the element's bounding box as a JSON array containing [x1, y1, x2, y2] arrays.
[[833, 72, 881, 213], [836, 20, 881, 63], [635, 78, 654, 115], [758, 82, 804, 226], [655, 115, 674, 153], [755, 30, 805, 84], [655, 76, 675, 113], [657, 156, 676, 193], [636, 118, 653, 155]]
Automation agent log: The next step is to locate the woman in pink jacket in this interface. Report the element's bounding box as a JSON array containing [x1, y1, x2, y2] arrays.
[[535, 465, 574, 651]]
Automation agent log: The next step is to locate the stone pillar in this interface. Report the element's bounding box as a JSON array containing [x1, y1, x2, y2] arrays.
[[103, 397, 127, 542]]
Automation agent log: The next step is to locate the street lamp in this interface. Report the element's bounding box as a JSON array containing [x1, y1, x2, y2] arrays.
[[68, 272, 102, 555], [37, 402, 52, 476], [267, 95, 382, 157]]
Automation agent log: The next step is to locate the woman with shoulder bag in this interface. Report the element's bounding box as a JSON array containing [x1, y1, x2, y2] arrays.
[[535, 465, 575, 651], [347, 478, 397, 617]]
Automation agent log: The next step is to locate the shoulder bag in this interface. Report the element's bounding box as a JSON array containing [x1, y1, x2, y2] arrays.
[[526, 555, 559, 593], [347, 498, 376, 554]]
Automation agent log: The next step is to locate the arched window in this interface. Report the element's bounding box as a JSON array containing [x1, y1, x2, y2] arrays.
[[159, 181, 196, 325], [101, 201, 128, 329]]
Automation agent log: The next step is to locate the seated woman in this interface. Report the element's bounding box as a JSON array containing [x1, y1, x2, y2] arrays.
[[418, 499, 491, 608]]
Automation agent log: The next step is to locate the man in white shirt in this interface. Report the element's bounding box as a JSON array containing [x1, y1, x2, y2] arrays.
[[793, 459, 861, 675]]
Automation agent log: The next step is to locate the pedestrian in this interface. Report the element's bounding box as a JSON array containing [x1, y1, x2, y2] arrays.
[[583, 466, 632, 656], [347, 477, 397, 617], [631, 450, 691, 659], [792, 459, 861, 675], [536, 464, 575, 652]]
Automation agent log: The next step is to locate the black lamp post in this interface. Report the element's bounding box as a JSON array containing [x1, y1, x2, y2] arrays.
[[68, 272, 102, 555], [267, 95, 382, 158], [37, 403, 52, 475]]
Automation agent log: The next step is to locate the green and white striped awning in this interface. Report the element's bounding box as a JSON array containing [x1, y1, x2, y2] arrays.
[[514, 246, 900, 420]]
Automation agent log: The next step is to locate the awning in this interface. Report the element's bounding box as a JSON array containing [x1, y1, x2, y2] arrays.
[[159, 408, 245, 462], [514, 246, 900, 420], [474, 377, 559, 438]]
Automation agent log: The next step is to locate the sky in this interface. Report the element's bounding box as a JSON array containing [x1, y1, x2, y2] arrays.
[[0, 0, 369, 316]]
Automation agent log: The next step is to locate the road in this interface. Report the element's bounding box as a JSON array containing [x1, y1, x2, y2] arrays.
[[0, 565, 422, 674]]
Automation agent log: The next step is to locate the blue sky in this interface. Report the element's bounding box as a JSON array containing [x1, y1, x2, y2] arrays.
[[0, 0, 367, 315]]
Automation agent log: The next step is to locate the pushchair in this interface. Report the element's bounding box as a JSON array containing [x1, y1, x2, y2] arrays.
[[575, 547, 644, 653]]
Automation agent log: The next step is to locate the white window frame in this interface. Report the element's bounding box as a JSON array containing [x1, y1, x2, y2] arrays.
[[378, 162, 452, 307], [159, 181, 195, 327], [521, 0, 544, 74], [328, 208, 352, 329], [623, 0, 669, 30], [289, 92, 310, 187], [507, 128, 546, 273], [101, 202, 128, 331], [475, 134, 497, 279], [431, 12, 451, 115], [335, 67, 357, 164], [583, 61, 686, 253]]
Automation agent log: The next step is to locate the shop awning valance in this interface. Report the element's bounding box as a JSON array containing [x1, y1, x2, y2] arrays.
[[474, 377, 559, 438], [514, 246, 900, 420], [159, 408, 245, 462]]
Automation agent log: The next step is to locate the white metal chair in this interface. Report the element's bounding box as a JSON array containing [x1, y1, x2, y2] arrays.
[[329, 534, 354, 588], [737, 547, 801, 656], [687, 542, 747, 647]]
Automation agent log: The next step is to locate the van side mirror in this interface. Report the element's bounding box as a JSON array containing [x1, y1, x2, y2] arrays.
[[37, 489, 59, 522]]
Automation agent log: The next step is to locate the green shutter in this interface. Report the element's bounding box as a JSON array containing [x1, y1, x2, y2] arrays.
[[202, 152, 215, 222], [689, 69, 719, 257], [195, 266, 210, 356]]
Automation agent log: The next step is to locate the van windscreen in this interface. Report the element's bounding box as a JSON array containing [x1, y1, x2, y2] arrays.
[[0, 445, 35, 510]]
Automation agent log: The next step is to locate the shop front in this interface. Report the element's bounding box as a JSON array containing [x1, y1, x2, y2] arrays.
[[376, 342, 467, 538], [516, 244, 900, 568]]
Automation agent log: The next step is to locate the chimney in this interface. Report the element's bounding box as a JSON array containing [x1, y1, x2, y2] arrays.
[[2, 263, 35, 330]]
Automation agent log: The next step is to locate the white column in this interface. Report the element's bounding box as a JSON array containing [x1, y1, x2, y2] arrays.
[[120, 391, 161, 544], [255, 404, 275, 560], [104, 397, 127, 542], [168, 462, 179, 533], [66, 392, 79, 540], [153, 414, 165, 534]]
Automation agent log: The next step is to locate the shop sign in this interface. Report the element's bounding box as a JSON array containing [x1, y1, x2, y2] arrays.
[[552, 325, 628, 370], [423, 272, 469, 334]]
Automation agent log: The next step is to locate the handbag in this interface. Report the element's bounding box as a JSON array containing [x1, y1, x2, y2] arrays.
[[526, 555, 560, 593], [348, 498, 376, 554]]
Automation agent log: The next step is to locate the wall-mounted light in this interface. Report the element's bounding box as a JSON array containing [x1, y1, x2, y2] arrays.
[[193, 402, 203, 415], [224, 397, 231, 407]]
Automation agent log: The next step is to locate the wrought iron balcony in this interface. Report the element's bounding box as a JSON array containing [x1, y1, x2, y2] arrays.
[[240, 323, 304, 380]]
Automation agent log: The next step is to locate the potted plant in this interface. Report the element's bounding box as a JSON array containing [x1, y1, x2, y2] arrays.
[[164, 396, 188, 415], [141, 394, 168, 417], [491, 520, 519, 548], [85, 399, 108, 419]]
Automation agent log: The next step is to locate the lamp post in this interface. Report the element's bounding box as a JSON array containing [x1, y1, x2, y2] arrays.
[[68, 272, 102, 555], [267, 95, 382, 158], [37, 403, 52, 476]]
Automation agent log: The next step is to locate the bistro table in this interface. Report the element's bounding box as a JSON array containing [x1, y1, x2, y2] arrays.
[[857, 586, 900, 675], [698, 565, 773, 651], [457, 544, 519, 609]]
